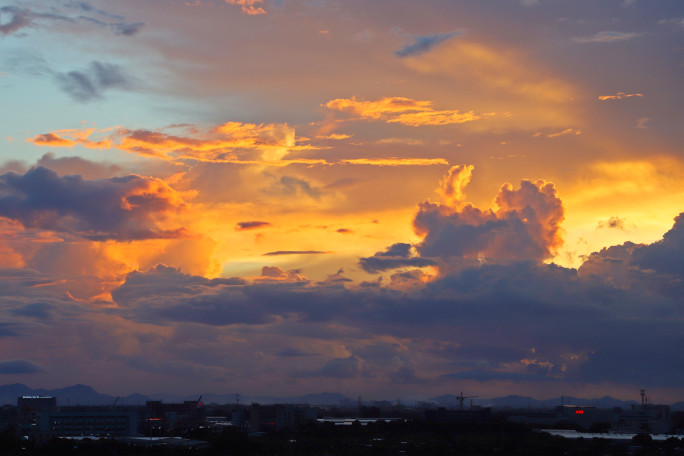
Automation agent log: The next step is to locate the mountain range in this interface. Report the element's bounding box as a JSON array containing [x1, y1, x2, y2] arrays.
[[2, 384, 682, 410]]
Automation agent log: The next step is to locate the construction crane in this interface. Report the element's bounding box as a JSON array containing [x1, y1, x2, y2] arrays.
[[110, 396, 120, 410], [456, 392, 478, 410], [196, 395, 203, 408]]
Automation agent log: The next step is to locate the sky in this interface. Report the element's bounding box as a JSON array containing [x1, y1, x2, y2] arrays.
[[0, 0, 683, 403]]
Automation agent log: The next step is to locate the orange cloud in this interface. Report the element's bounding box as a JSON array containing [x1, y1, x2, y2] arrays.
[[598, 92, 644, 101], [547, 128, 581, 138], [27, 128, 113, 149], [339, 157, 449, 166], [325, 96, 483, 126], [28, 122, 314, 164], [225, 0, 266, 15]]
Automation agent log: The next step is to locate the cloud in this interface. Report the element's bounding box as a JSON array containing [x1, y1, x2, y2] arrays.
[[78, 16, 144, 36], [54, 61, 135, 102], [325, 96, 483, 126], [27, 129, 113, 149], [0, 4, 142, 37], [597, 216, 626, 230], [35, 153, 122, 179], [235, 221, 272, 231], [359, 243, 435, 274], [0, 359, 44, 374], [265, 175, 322, 199], [546, 128, 581, 138], [0, 6, 33, 35], [573, 31, 640, 43], [297, 355, 365, 379], [413, 165, 564, 263], [598, 92, 644, 101], [263, 250, 330, 256], [27, 122, 310, 165], [225, 0, 266, 15], [658, 18, 684, 30], [0, 166, 188, 240], [635, 117, 650, 129], [395, 31, 463, 58], [339, 157, 449, 166], [276, 348, 318, 357]]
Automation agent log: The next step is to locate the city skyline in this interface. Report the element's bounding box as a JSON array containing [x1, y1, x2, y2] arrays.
[[0, 0, 683, 402]]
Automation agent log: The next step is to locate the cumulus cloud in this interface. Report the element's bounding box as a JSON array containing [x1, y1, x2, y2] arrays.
[[54, 61, 135, 102], [413, 165, 564, 263], [0, 166, 188, 240], [395, 31, 463, 58], [325, 96, 482, 126]]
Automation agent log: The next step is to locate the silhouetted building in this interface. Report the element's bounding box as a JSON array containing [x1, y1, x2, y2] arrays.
[[248, 403, 317, 431], [425, 407, 491, 424], [143, 400, 204, 432], [37, 409, 138, 436]]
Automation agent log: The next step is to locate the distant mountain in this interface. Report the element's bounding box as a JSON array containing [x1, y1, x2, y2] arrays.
[[672, 401, 684, 411], [0, 384, 670, 409]]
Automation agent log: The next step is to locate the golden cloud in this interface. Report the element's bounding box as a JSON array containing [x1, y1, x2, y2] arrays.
[[598, 92, 644, 101], [325, 96, 483, 126]]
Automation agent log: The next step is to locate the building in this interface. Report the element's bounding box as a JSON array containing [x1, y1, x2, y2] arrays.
[[37, 409, 138, 436], [425, 406, 491, 424], [248, 403, 318, 431]]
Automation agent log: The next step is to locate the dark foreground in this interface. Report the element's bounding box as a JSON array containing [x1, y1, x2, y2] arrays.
[[2, 420, 683, 456]]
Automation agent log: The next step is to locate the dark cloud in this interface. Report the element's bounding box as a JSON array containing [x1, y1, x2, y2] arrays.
[[100, 212, 684, 387], [580, 213, 684, 292], [235, 221, 272, 231], [54, 61, 134, 102], [11, 302, 54, 320], [36, 153, 122, 180], [316, 268, 353, 286], [276, 348, 318, 357], [0, 323, 20, 338], [0, 359, 43, 374], [395, 31, 463, 57], [388, 367, 427, 384], [297, 356, 365, 379], [359, 243, 435, 273], [0, 166, 187, 240]]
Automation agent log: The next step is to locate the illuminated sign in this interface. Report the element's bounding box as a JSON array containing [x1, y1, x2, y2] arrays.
[[575, 410, 584, 414]]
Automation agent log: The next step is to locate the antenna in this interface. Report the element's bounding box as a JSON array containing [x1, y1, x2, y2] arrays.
[[640, 389, 647, 406]]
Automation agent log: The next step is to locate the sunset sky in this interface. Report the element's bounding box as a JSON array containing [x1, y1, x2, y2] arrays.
[[0, 0, 683, 402]]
